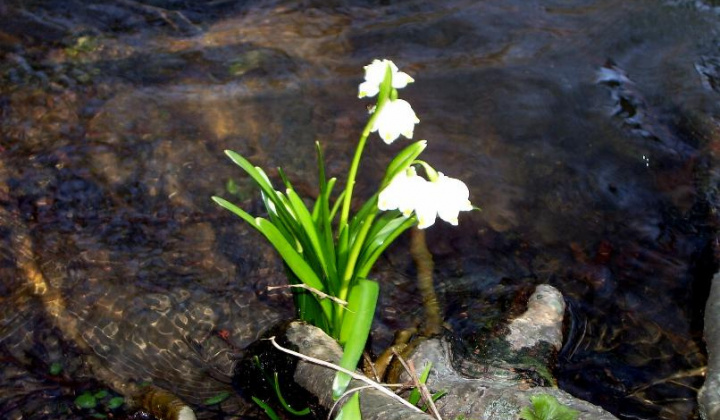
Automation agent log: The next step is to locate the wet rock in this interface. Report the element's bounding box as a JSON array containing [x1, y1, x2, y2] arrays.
[[238, 286, 617, 420], [407, 338, 616, 420], [699, 271, 720, 419], [505, 284, 565, 352]]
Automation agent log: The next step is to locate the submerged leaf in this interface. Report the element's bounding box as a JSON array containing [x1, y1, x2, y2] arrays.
[[74, 392, 97, 409], [203, 391, 231, 406]]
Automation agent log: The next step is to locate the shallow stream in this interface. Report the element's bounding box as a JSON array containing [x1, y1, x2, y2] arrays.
[[2, 0, 720, 418]]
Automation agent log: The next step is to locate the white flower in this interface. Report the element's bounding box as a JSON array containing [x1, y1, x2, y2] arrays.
[[378, 166, 427, 216], [378, 169, 473, 229], [431, 173, 473, 226], [358, 59, 414, 98], [371, 99, 419, 144]]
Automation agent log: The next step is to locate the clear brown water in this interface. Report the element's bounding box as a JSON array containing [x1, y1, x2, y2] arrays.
[[2, 0, 720, 418]]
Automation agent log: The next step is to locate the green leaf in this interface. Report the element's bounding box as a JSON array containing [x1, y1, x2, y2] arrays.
[[356, 216, 416, 279], [252, 397, 281, 420], [74, 392, 97, 409], [226, 178, 239, 195], [408, 363, 432, 406], [381, 140, 427, 187], [335, 392, 362, 420], [286, 188, 330, 280], [255, 218, 322, 290], [329, 189, 346, 222], [106, 397, 124, 410], [255, 218, 333, 321], [203, 391, 231, 406], [315, 141, 328, 193], [93, 390, 109, 399], [273, 372, 311, 415], [348, 193, 379, 235], [358, 211, 404, 259], [519, 394, 580, 420], [49, 362, 63, 376], [224, 150, 283, 210], [340, 212, 377, 306], [332, 279, 379, 398], [213, 196, 258, 225], [420, 390, 447, 412], [277, 167, 292, 189]]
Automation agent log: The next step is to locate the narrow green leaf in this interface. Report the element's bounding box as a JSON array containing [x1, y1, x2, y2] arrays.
[[315, 176, 338, 285], [335, 392, 362, 420], [420, 390, 447, 412], [408, 363, 433, 406], [358, 211, 404, 258], [203, 391, 230, 406], [252, 397, 281, 420], [381, 140, 427, 187], [332, 279, 379, 397], [349, 194, 379, 235], [224, 150, 282, 207], [336, 224, 350, 280], [329, 189, 346, 222], [106, 397, 124, 410], [255, 219, 323, 292], [277, 167, 292, 189], [340, 212, 376, 304], [356, 217, 416, 279], [223, 151, 300, 234], [315, 141, 328, 192], [273, 372, 311, 415], [286, 188, 329, 280], [255, 218, 333, 323], [212, 196, 257, 226]]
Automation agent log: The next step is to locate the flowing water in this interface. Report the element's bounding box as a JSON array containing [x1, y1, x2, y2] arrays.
[[2, 0, 720, 418]]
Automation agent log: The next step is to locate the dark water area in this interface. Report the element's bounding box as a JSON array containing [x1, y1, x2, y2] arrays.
[[2, 0, 720, 418]]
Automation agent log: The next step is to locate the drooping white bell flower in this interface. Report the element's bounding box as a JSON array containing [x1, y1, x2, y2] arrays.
[[432, 173, 473, 226], [379, 168, 473, 229], [371, 99, 420, 144], [378, 166, 427, 216], [358, 59, 415, 98]]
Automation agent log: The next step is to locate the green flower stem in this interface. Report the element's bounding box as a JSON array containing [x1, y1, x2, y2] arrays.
[[336, 211, 377, 330], [338, 64, 393, 230], [338, 107, 382, 230]]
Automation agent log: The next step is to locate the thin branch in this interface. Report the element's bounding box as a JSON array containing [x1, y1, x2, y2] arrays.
[[267, 337, 424, 414], [327, 385, 376, 420], [267, 284, 348, 306], [392, 349, 443, 420], [363, 351, 380, 382]]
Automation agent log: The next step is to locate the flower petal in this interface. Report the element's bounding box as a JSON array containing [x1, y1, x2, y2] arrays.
[[358, 59, 414, 99], [371, 99, 419, 144]]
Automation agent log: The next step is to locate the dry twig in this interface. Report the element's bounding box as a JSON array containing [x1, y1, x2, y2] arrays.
[[267, 336, 423, 414], [267, 284, 349, 307], [392, 349, 443, 420]]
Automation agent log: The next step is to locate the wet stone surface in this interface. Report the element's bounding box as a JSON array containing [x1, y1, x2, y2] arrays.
[[1, 0, 720, 419]]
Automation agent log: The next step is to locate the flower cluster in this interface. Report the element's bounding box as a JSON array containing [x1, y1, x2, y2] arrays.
[[359, 59, 474, 229], [216, 59, 476, 407], [379, 168, 472, 229], [359, 59, 420, 145]]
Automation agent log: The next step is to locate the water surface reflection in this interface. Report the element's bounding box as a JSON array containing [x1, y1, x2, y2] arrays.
[[1, 0, 719, 418]]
